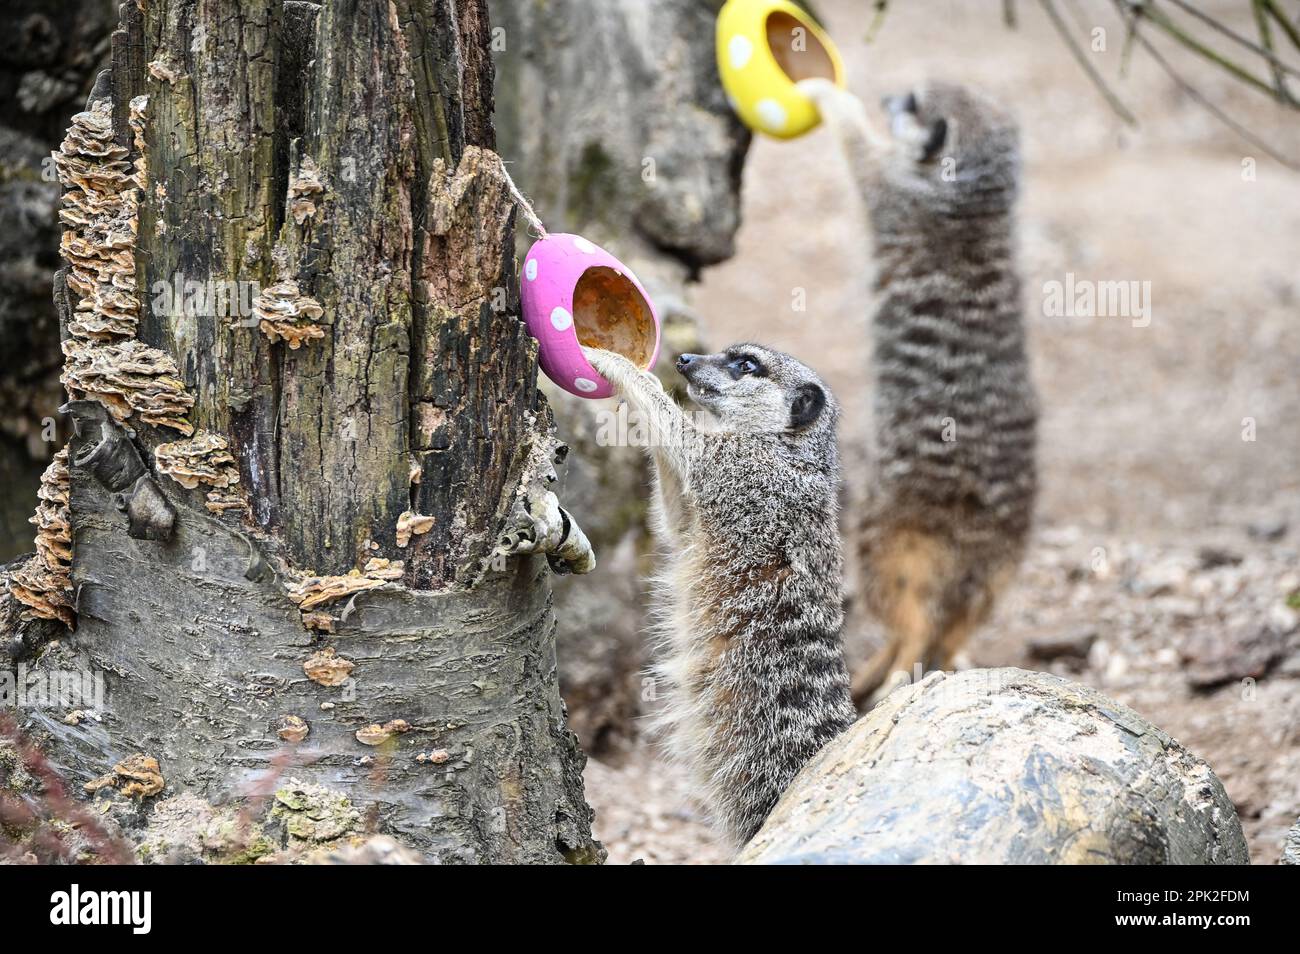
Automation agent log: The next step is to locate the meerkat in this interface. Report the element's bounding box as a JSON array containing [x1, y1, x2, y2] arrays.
[[797, 79, 1039, 708], [582, 343, 855, 846]]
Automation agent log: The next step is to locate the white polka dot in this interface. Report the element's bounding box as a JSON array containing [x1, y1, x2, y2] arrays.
[[728, 35, 753, 69], [550, 306, 573, 331], [756, 99, 787, 132], [574, 377, 598, 393], [572, 236, 597, 254], [524, 258, 538, 281]]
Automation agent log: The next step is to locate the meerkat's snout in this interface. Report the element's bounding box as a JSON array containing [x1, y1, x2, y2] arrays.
[[673, 351, 732, 401]]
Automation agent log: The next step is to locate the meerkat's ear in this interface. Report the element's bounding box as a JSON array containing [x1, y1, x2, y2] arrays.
[[789, 382, 826, 430]]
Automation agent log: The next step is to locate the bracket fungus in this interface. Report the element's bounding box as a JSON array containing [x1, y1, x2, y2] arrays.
[[154, 431, 246, 515], [287, 155, 325, 225], [7, 449, 75, 628], [252, 279, 326, 348], [287, 558, 404, 630], [62, 339, 194, 434], [278, 715, 311, 744], [395, 511, 434, 547], [55, 101, 142, 341], [302, 648, 356, 687], [128, 95, 148, 189], [355, 720, 410, 747], [84, 754, 165, 799]]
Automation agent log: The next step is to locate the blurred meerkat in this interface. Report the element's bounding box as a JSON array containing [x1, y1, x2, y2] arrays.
[[582, 343, 855, 846], [800, 79, 1038, 707]]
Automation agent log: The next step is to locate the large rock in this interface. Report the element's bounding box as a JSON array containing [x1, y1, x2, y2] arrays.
[[739, 669, 1248, 865]]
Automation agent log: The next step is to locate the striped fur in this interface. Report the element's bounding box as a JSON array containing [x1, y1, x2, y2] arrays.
[[583, 345, 855, 845], [809, 80, 1038, 704]]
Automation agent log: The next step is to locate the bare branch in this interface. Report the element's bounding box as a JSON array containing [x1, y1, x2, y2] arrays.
[[864, 0, 890, 43], [1163, 0, 1300, 81], [1038, 0, 1138, 125], [1252, 0, 1296, 103], [1260, 0, 1300, 54], [1112, 0, 1300, 171], [1138, 1, 1294, 105]]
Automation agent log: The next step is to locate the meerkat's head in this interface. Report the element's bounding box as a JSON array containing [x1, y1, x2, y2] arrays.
[[674, 344, 835, 437], [876, 80, 1019, 215]]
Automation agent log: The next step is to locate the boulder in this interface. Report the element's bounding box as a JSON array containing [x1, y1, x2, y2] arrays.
[[739, 668, 1248, 865]]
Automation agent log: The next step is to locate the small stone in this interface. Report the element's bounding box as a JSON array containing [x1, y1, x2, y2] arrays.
[[1268, 603, 1298, 637], [1027, 627, 1098, 662], [1183, 627, 1285, 690], [1131, 560, 1189, 597], [1247, 519, 1288, 542], [1197, 545, 1242, 569]]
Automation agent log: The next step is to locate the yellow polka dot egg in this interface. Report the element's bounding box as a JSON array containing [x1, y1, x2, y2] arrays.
[[716, 0, 845, 139]]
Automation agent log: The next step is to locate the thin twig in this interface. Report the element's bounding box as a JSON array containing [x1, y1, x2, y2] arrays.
[[1163, 0, 1300, 80], [1038, 0, 1138, 125], [864, 0, 889, 43], [1138, 1, 1291, 104], [1260, 0, 1300, 54], [1252, 0, 1295, 103], [1004, 0, 1018, 30], [1112, 0, 1300, 171], [1119, 1, 1143, 77]]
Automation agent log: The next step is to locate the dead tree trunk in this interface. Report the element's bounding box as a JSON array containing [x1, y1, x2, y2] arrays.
[[5, 0, 602, 864]]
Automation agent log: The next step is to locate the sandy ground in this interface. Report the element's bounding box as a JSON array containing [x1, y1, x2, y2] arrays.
[[583, 0, 1300, 864]]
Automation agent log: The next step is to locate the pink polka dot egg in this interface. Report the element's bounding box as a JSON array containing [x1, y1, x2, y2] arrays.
[[521, 233, 661, 399]]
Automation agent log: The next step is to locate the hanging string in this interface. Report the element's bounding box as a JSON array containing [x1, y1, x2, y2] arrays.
[[500, 162, 549, 239]]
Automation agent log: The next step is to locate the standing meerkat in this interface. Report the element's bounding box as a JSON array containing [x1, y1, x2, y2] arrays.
[[799, 79, 1038, 707], [582, 343, 855, 846]]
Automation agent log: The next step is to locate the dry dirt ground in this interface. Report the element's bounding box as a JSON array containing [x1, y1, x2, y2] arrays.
[[583, 0, 1300, 865]]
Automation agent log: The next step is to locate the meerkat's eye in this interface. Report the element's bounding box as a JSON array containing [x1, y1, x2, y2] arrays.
[[727, 356, 762, 378], [920, 117, 948, 163]]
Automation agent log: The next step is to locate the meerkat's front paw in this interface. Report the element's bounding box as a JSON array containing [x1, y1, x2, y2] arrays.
[[797, 79, 866, 124], [796, 78, 839, 106], [581, 346, 638, 387], [797, 80, 885, 165]]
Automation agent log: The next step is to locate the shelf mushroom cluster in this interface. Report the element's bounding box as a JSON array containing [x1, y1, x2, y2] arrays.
[[55, 99, 195, 433], [286, 558, 406, 633], [8, 449, 75, 628], [56, 102, 140, 340], [154, 431, 244, 514], [252, 279, 327, 349]]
